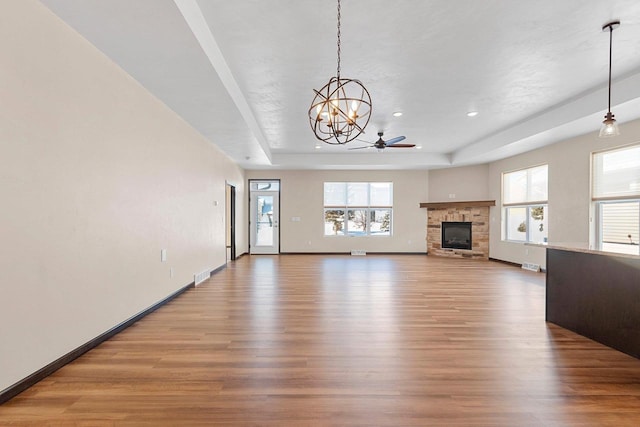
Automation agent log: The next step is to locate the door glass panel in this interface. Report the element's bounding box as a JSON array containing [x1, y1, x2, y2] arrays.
[[251, 181, 280, 192], [255, 195, 274, 246]]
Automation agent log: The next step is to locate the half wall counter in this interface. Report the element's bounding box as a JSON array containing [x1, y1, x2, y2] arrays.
[[546, 245, 640, 359]]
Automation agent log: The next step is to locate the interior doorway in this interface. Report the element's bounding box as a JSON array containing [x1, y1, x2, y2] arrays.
[[249, 180, 280, 254], [225, 183, 236, 261]]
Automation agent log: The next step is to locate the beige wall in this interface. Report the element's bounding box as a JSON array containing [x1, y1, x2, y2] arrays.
[[5, 0, 640, 395], [488, 118, 640, 268], [246, 170, 429, 253], [428, 164, 490, 202], [0, 0, 245, 391]]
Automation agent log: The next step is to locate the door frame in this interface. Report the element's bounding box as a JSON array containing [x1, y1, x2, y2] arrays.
[[225, 182, 236, 261], [248, 179, 281, 254]]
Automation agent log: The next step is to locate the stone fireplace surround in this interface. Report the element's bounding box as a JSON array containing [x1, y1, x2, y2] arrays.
[[420, 200, 495, 260]]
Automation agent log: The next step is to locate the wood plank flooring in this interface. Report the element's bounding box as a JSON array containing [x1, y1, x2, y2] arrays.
[[2, 255, 640, 426]]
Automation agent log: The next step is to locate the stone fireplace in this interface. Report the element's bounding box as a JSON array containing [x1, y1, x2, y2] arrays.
[[420, 200, 495, 259]]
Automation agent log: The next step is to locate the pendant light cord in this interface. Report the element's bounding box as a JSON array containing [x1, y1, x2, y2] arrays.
[[607, 25, 613, 113], [336, 0, 341, 80]]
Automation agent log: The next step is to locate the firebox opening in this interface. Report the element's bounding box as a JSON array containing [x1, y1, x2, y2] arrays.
[[442, 222, 472, 250]]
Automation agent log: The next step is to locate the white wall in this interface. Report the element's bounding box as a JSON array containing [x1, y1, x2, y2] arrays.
[[0, 0, 245, 391], [428, 164, 490, 202], [488, 118, 640, 268], [245, 170, 429, 253]]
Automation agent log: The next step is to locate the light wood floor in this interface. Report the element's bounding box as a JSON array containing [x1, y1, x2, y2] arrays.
[[2, 255, 640, 426]]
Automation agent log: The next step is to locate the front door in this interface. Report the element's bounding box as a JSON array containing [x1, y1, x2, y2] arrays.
[[249, 181, 280, 254]]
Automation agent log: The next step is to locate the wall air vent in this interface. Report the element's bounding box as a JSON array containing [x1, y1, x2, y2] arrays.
[[350, 250, 366, 256], [194, 270, 210, 286], [521, 262, 540, 272]]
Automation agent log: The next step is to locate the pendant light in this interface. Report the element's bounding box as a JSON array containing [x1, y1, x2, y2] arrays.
[[599, 21, 620, 138], [308, 0, 372, 145]]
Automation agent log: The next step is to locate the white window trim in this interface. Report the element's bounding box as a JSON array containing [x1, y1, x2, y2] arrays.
[[323, 182, 393, 237], [502, 165, 548, 244]]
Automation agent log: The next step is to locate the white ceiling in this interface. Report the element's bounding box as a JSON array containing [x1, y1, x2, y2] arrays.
[[40, 0, 640, 170]]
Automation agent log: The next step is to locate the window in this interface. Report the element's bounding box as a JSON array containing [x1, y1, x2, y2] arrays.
[[502, 165, 548, 243], [324, 182, 392, 236], [593, 144, 640, 255]]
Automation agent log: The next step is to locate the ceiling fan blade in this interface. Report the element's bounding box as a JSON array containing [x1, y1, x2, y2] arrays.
[[384, 136, 406, 146], [348, 146, 372, 150], [387, 144, 416, 148], [355, 138, 373, 144]]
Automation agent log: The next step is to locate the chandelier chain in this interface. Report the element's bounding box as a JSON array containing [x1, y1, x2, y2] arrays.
[[336, 0, 341, 80]]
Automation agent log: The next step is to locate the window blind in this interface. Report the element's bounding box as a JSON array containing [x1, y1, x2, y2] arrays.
[[593, 144, 640, 200], [503, 165, 548, 205]]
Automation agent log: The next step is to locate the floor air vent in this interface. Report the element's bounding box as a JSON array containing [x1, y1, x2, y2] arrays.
[[194, 270, 210, 286], [350, 250, 366, 256], [521, 262, 540, 272]]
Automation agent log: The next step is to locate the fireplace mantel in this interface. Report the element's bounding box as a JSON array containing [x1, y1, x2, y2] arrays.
[[420, 200, 495, 209]]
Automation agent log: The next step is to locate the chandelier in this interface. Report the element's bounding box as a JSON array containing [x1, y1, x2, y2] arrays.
[[308, 0, 372, 145], [599, 21, 620, 138]]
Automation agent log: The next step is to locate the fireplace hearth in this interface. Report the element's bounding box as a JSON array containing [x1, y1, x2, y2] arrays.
[[442, 222, 472, 250]]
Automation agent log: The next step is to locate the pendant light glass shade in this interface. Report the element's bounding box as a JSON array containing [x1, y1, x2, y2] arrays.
[[599, 112, 620, 138]]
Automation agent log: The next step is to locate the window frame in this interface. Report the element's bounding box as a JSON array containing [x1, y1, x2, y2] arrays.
[[592, 143, 640, 255], [504, 204, 548, 243], [323, 182, 393, 237], [502, 165, 549, 244]]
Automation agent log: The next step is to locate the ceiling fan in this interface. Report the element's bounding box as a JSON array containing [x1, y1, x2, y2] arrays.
[[349, 131, 415, 151]]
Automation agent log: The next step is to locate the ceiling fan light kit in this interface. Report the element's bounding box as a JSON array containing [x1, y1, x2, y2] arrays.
[[308, 0, 372, 145], [599, 20, 620, 138]]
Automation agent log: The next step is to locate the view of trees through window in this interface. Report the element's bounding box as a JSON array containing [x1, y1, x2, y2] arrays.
[[324, 182, 392, 236]]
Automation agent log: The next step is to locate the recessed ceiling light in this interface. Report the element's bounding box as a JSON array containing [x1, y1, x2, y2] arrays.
[[315, 144, 322, 150], [416, 145, 422, 149], [393, 112, 403, 117], [467, 111, 479, 117]]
